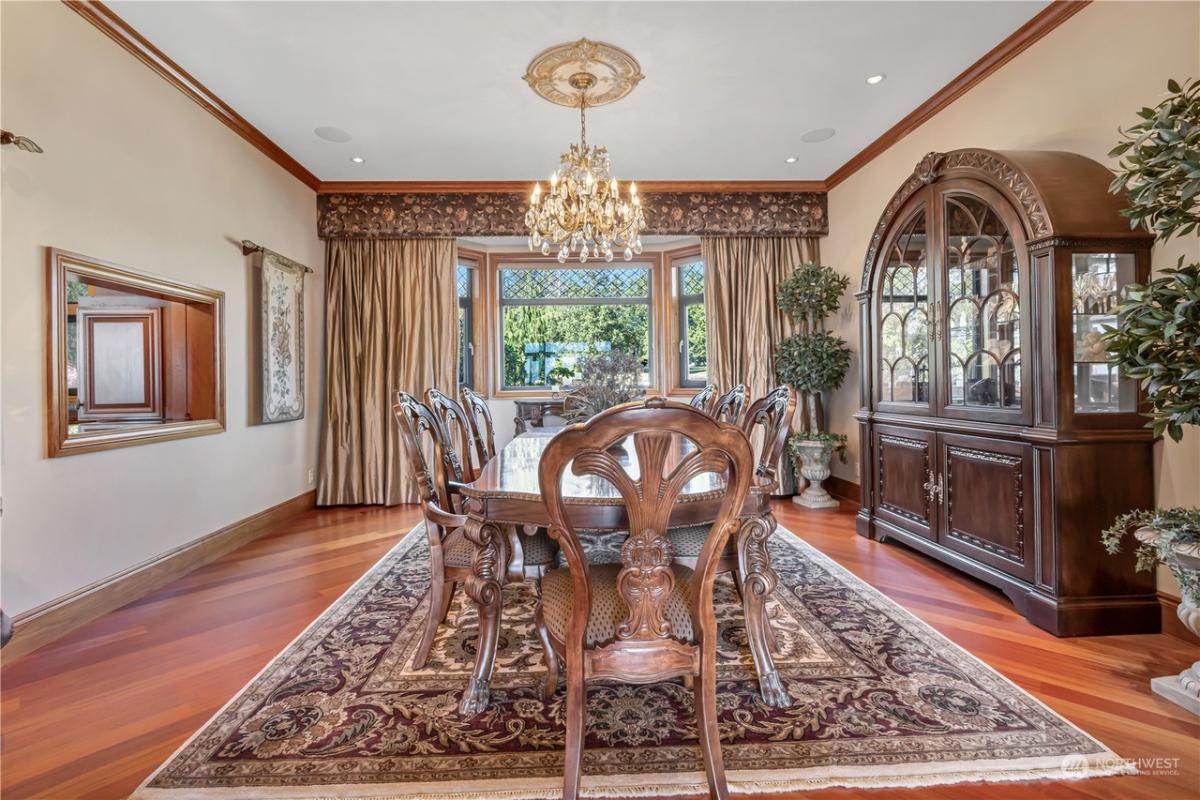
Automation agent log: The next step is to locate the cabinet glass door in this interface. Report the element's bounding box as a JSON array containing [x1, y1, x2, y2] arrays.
[[1072, 253, 1138, 413], [942, 192, 1025, 417], [877, 209, 932, 410]]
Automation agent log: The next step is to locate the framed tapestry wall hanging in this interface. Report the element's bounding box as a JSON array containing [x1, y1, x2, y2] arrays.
[[253, 246, 309, 423]]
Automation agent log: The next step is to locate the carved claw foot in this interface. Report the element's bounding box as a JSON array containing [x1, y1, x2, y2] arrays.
[[459, 677, 491, 716], [758, 671, 790, 708]]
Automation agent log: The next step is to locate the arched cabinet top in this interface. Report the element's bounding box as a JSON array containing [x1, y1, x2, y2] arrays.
[[860, 148, 1150, 292]]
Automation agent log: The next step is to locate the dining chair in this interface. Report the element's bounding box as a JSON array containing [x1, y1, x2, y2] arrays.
[[459, 387, 497, 469], [536, 397, 754, 800], [711, 383, 747, 424], [667, 385, 796, 706], [689, 383, 717, 414], [394, 391, 557, 670], [426, 388, 480, 482]]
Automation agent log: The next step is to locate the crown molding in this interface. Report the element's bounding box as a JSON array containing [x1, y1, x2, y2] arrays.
[[65, 0, 1090, 197], [825, 0, 1091, 189], [63, 0, 320, 191], [316, 180, 828, 195]]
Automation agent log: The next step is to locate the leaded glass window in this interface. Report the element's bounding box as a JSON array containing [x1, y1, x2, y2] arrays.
[[498, 266, 653, 389], [675, 259, 707, 387], [944, 194, 1020, 409], [457, 262, 474, 388], [878, 210, 930, 403]]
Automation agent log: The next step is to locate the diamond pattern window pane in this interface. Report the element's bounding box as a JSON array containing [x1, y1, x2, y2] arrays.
[[501, 267, 650, 301], [456, 265, 471, 298], [679, 261, 705, 296]]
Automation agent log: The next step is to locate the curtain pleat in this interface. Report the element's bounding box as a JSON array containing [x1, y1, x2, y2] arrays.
[[317, 239, 457, 506], [702, 236, 821, 493]]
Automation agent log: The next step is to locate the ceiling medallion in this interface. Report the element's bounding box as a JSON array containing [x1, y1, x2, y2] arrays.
[[524, 39, 646, 263]]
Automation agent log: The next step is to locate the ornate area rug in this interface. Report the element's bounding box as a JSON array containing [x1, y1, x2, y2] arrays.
[[134, 524, 1131, 799]]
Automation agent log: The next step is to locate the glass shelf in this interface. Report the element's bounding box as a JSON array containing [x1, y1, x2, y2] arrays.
[[1071, 253, 1136, 413]]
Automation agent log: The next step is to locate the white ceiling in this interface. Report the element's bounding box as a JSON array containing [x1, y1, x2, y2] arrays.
[[109, 1, 1049, 182]]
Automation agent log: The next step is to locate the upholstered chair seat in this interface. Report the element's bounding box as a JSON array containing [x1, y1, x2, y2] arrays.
[[514, 527, 560, 566], [667, 524, 737, 559], [540, 563, 695, 647], [443, 526, 558, 569]]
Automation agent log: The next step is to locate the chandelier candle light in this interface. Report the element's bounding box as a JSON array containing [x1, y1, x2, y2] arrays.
[[524, 39, 646, 263]]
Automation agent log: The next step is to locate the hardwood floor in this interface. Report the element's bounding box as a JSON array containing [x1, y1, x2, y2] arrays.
[[2, 501, 1196, 799]]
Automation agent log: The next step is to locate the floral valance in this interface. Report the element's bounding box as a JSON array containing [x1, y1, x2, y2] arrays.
[[316, 191, 828, 239]]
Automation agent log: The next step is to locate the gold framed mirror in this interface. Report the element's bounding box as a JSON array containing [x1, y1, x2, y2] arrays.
[[46, 248, 226, 457]]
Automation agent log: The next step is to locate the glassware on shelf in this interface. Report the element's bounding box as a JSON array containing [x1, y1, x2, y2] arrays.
[[1071, 253, 1136, 413]]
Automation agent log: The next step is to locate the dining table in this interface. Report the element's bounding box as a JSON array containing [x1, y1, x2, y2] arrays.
[[454, 428, 787, 715]]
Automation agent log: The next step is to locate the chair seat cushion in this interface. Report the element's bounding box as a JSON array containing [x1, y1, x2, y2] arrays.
[[667, 524, 736, 558], [540, 563, 694, 647], [441, 526, 559, 569], [518, 526, 559, 567], [441, 527, 476, 568]]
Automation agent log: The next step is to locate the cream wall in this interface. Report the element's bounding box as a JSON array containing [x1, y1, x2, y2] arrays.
[[821, 0, 1200, 513], [1, 3, 323, 616]]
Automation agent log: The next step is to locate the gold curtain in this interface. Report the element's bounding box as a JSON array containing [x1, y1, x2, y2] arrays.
[[702, 236, 820, 400], [703, 236, 820, 494], [317, 239, 458, 506]]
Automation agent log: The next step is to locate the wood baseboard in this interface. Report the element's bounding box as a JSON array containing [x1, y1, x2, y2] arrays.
[[1159, 591, 1199, 646], [4, 490, 316, 662], [826, 476, 861, 506]]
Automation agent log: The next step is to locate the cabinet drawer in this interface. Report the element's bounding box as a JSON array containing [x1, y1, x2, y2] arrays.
[[938, 433, 1035, 582]]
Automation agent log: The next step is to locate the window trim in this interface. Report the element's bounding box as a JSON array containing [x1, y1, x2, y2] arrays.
[[669, 247, 707, 390], [456, 248, 485, 392], [463, 248, 706, 400], [490, 255, 660, 395], [664, 244, 705, 396]]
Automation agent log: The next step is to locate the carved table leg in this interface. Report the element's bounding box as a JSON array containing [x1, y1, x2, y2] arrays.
[[460, 517, 507, 716], [737, 513, 790, 708]]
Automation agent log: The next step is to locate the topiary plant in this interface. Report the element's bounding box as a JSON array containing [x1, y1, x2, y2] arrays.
[[1101, 79, 1200, 629], [1102, 257, 1200, 442], [774, 263, 851, 433], [1108, 78, 1200, 241]]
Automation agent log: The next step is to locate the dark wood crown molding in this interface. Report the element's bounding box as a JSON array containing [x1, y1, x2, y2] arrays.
[[825, 1, 1091, 189], [316, 180, 829, 194], [63, 0, 320, 190], [65, 0, 1090, 198]]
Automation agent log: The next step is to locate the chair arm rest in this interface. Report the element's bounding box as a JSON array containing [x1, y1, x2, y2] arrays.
[[424, 502, 467, 530]]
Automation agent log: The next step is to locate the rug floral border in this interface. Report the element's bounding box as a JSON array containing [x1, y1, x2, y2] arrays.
[[133, 524, 1132, 799]]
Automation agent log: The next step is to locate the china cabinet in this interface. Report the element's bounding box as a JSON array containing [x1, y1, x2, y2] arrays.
[[855, 149, 1157, 636]]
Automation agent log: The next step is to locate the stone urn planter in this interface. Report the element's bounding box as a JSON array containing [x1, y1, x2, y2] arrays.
[[790, 438, 839, 509], [1136, 526, 1200, 715]]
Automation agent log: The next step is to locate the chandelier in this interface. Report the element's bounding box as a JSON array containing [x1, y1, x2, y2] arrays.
[[523, 40, 646, 264]]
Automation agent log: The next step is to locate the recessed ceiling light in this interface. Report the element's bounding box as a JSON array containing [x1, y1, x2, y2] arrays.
[[800, 128, 836, 143], [784, 156, 799, 164], [314, 126, 352, 143], [866, 73, 886, 85], [350, 156, 365, 164]]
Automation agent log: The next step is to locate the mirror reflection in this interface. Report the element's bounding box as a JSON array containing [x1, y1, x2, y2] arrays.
[[49, 249, 225, 456]]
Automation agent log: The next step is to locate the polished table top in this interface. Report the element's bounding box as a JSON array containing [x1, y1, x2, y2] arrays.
[[460, 429, 726, 505]]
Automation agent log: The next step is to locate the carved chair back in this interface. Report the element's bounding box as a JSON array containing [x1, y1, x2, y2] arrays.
[[460, 387, 497, 467], [740, 386, 797, 488], [538, 398, 754, 662], [689, 383, 717, 414], [712, 384, 748, 424], [426, 388, 478, 480], [394, 391, 461, 516]]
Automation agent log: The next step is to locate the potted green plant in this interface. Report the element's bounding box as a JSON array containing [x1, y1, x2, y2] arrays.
[[774, 263, 851, 508], [1101, 77, 1200, 714]]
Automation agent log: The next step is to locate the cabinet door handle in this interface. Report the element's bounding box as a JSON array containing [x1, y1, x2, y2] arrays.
[[923, 471, 944, 504]]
